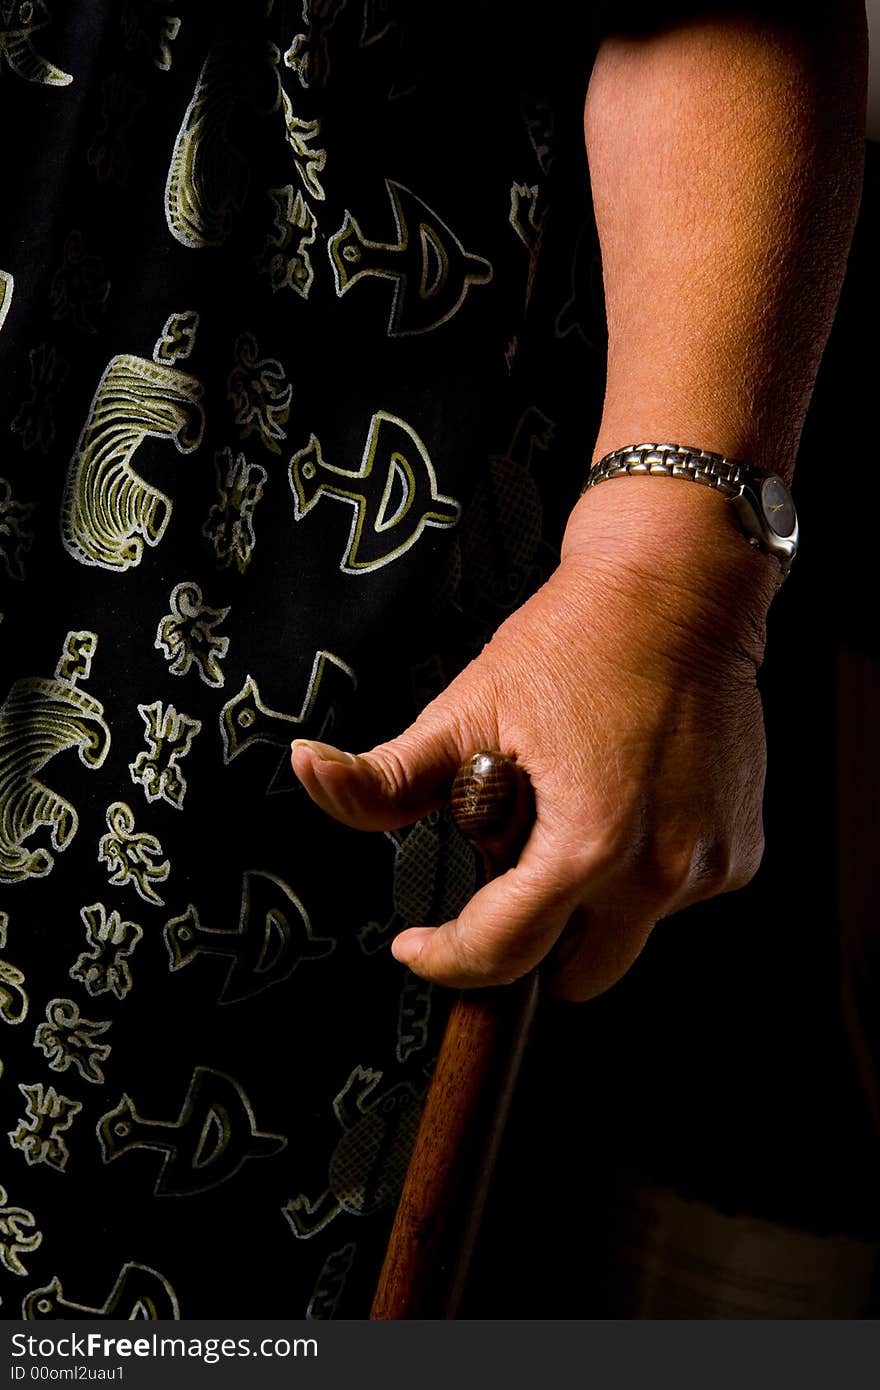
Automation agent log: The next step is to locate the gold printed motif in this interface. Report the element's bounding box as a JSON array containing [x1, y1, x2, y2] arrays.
[[509, 182, 545, 308], [61, 330, 205, 572], [0, 912, 28, 1026], [129, 701, 201, 807], [360, 0, 397, 48], [11, 342, 69, 455], [396, 975, 433, 1064], [289, 411, 460, 573], [256, 186, 317, 299], [555, 222, 606, 349], [328, 180, 493, 336], [0, 637, 110, 884], [33, 997, 111, 1085], [266, 42, 327, 201], [153, 309, 199, 365], [70, 903, 143, 1000], [97, 1066, 286, 1196], [87, 73, 147, 186], [227, 333, 291, 455], [23, 1264, 179, 1320], [163, 870, 333, 1004], [48, 230, 111, 334], [98, 802, 170, 906], [283, 108, 326, 202], [165, 40, 252, 248], [284, 1066, 422, 1237], [8, 1082, 81, 1172], [283, 0, 348, 89], [0, 270, 12, 332], [0, 1184, 41, 1276], [220, 650, 356, 791], [0, 2, 72, 86], [155, 581, 230, 689], [203, 449, 267, 573], [121, 3, 182, 72], [54, 630, 97, 685], [0, 477, 34, 582], [306, 1242, 356, 1320]]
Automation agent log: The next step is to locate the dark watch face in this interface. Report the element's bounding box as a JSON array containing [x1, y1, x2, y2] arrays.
[[760, 476, 796, 537]]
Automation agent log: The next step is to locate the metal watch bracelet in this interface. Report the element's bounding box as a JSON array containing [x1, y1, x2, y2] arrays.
[[580, 442, 798, 578], [581, 442, 750, 497]]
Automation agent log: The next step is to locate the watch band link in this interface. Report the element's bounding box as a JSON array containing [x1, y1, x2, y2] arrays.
[[582, 443, 749, 498]]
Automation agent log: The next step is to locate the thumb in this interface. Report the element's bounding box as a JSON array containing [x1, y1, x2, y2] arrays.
[[390, 833, 577, 986], [291, 704, 494, 831]]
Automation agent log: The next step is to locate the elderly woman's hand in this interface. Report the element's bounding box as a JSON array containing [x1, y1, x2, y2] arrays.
[[291, 478, 777, 1000]]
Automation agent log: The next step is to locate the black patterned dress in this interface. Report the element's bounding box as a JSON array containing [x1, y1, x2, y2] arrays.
[[0, 0, 604, 1317]]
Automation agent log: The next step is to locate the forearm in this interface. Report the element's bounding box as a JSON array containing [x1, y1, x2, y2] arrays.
[[294, 9, 867, 998], [585, 5, 866, 477], [560, 7, 867, 659]]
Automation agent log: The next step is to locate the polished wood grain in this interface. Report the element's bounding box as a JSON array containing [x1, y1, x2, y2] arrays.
[[371, 751, 538, 1320]]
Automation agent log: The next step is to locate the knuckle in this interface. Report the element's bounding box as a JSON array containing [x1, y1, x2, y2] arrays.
[[455, 926, 519, 985], [368, 742, 413, 802], [621, 827, 701, 905], [727, 832, 766, 891], [690, 822, 766, 897], [447, 905, 537, 987], [569, 821, 630, 882], [558, 816, 754, 914], [690, 840, 735, 896], [647, 842, 696, 901]]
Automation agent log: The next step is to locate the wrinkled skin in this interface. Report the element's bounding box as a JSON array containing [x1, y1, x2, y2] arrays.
[[292, 480, 776, 1000], [293, 6, 867, 1001]]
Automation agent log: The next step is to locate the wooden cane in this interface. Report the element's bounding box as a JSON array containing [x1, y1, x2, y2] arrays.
[[370, 751, 538, 1319]]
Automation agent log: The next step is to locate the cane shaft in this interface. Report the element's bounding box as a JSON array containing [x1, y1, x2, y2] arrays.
[[370, 753, 536, 1320]]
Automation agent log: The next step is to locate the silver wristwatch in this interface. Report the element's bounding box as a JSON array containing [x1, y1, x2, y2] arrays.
[[582, 443, 799, 579]]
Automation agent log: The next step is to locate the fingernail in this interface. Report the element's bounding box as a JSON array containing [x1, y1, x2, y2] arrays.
[[291, 738, 356, 767], [391, 943, 419, 968], [392, 928, 432, 967]]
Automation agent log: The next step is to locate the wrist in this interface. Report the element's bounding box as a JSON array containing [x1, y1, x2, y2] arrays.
[[584, 443, 798, 577], [561, 474, 779, 671]]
